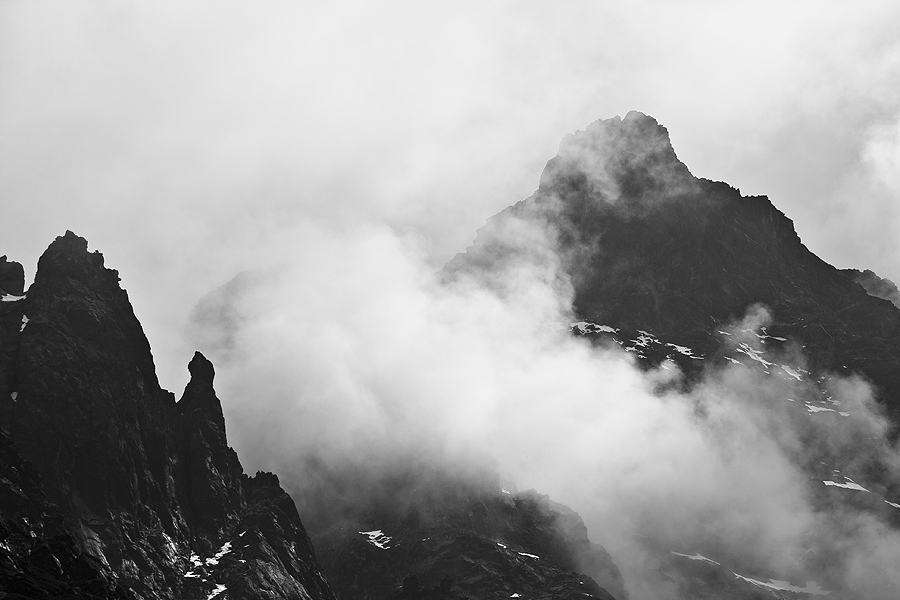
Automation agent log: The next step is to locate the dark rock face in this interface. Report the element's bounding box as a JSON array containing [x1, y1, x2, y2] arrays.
[[0, 231, 335, 599], [0, 256, 24, 297], [0, 427, 134, 599], [446, 111, 900, 419], [314, 479, 626, 600]]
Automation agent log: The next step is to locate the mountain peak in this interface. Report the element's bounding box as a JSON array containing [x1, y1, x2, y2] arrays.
[[541, 111, 695, 207], [0, 255, 24, 296], [188, 350, 216, 386], [35, 230, 115, 287]]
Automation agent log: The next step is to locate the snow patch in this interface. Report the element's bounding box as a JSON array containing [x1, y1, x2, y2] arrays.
[[571, 321, 617, 334], [497, 542, 507, 549], [671, 551, 720, 566], [501, 489, 511, 495], [20, 315, 28, 332], [823, 479, 870, 493], [1, 294, 24, 302], [885, 500, 900, 509], [207, 583, 227, 599], [665, 343, 703, 359], [359, 530, 392, 549], [517, 552, 539, 559], [733, 573, 828, 596], [632, 330, 658, 348], [510, 595, 521, 598], [805, 403, 849, 416], [735, 343, 773, 369], [205, 541, 231, 566], [10, 392, 17, 401], [781, 365, 802, 381]]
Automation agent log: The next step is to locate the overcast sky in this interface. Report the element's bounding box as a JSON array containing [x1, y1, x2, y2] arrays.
[[2, 1, 899, 389]]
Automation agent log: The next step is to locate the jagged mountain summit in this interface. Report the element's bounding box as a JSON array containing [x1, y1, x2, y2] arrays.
[[0, 232, 336, 599], [446, 111, 900, 420], [1, 233, 624, 600], [6, 113, 900, 600], [444, 111, 900, 599]]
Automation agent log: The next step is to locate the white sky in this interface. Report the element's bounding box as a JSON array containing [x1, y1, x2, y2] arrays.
[[1, 1, 899, 390]]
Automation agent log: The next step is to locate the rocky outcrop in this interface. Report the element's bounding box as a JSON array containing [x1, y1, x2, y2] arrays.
[[313, 479, 626, 600], [0, 257, 24, 297], [446, 111, 900, 419], [0, 231, 335, 599]]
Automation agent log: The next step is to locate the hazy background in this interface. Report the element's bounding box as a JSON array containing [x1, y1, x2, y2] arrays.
[[5, 3, 900, 597], [2, 1, 899, 391]]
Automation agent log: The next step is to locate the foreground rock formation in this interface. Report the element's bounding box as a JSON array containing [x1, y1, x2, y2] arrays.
[[0, 232, 335, 599]]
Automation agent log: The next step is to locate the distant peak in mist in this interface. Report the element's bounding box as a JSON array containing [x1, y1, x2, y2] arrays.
[[540, 110, 695, 206]]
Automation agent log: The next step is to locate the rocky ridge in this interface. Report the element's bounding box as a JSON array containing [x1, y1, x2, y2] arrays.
[[445, 111, 900, 598], [0, 232, 335, 599], [446, 111, 900, 421]]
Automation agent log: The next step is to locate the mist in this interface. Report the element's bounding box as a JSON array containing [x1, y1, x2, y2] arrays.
[[3, 1, 900, 393], [184, 206, 900, 598], [4, 2, 900, 598]]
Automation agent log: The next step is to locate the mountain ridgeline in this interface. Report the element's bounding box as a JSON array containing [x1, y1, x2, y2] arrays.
[[0, 232, 336, 599], [446, 111, 900, 420], [3, 111, 900, 600]]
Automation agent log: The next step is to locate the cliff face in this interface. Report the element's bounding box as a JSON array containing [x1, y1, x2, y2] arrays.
[[0, 232, 335, 600], [446, 111, 900, 419]]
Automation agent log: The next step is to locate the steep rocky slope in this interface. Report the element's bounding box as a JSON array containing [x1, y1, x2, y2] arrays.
[[444, 111, 900, 598], [446, 111, 900, 421], [0, 232, 335, 599]]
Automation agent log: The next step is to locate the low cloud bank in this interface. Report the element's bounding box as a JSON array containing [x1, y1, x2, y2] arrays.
[[190, 214, 900, 599]]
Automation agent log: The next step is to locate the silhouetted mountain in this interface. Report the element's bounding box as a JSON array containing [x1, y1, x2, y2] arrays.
[[0, 232, 335, 599]]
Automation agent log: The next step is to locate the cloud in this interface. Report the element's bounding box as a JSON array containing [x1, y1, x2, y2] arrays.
[[2, 2, 900, 394], [4, 3, 900, 597], [186, 206, 900, 598]]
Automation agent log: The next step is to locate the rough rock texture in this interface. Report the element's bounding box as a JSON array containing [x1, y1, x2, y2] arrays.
[[0, 257, 24, 297], [314, 481, 626, 600], [0, 427, 134, 599], [446, 111, 900, 420], [0, 231, 335, 600]]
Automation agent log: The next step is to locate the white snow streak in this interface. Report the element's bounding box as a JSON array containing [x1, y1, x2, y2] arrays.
[[670, 551, 720, 566], [823, 479, 870, 492], [733, 573, 828, 596], [359, 530, 392, 549]]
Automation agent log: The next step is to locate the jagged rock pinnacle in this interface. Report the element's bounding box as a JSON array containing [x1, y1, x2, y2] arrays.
[[0, 255, 24, 296], [188, 350, 215, 386], [35, 230, 115, 286]]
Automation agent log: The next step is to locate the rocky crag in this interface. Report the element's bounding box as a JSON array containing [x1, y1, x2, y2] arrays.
[[446, 111, 900, 421], [0, 232, 335, 599], [444, 111, 900, 598]]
